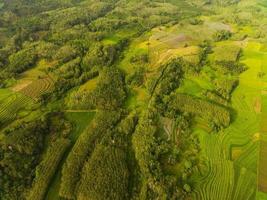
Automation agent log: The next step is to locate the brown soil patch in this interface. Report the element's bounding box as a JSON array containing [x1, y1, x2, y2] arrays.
[[12, 80, 33, 92]]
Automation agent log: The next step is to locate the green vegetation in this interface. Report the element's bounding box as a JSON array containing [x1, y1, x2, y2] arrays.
[[168, 93, 231, 127], [77, 144, 129, 200], [0, 119, 48, 199], [213, 30, 232, 41], [1, 0, 267, 199], [0, 93, 33, 126], [20, 77, 54, 100], [45, 111, 95, 200], [60, 111, 121, 199], [27, 138, 71, 200], [213, 45, 241, 62]]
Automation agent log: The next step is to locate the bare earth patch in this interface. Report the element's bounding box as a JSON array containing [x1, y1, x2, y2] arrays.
[[12, 80, 33, 92]]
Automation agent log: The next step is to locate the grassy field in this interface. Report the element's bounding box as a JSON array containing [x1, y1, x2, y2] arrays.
[[212, 44, 241, 62], [119, 35, 149, 75], [78, 77, 98, 92]]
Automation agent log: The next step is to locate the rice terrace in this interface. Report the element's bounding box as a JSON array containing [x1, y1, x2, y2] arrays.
[[0, 0, 267, 200]]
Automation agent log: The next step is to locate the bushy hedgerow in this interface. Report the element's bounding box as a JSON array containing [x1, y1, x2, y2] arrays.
[[60, 110, 122, 199], [77, 144, 129, 200], [27, 138, 71, 200], [214, 61, 246, 74], [132, 109, 170, 199]]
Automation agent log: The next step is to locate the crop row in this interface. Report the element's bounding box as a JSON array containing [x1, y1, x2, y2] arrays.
[[258, 140, 267, 193], [77, 144, 129, 200], [232, 167, 256, 200], [20, 77, 54, 99], [168, 93, 231, 127], [234, 142, 258, 173], [27, 138, 71, 200], [195, 160, 234, 200], [195, 159, 257, 200], [0, 94, 32, 125], [60, 111, 121, 199]]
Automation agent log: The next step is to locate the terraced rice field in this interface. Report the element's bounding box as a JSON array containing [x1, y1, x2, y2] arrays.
[[259, 49, 267, 194], [148, 20, 267, 197], [191, 40, 265, 199], [149, 29, 201, 67], [235, 142, 259, 173], [258, 140, 267, 193], [19, 77, 54, 100], [0, 90, 34, 125], [147, 22, 265, 198], [194, 160, 256, 200], [212, 44, 241, 62]]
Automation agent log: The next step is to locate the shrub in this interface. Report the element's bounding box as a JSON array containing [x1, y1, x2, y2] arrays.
[[214, 78, 239, 100], [214, 61, 246, 74], [126, 67, 145, 87], [147, 58, 184, 96], [130, 53, 149, 64], [81, 43, 119, 70], [53, 45, 77, 64], [213, 30, 232, 41]]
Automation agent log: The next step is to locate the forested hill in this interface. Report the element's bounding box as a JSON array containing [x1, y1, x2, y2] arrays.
[[0, 0, 267, 200]]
